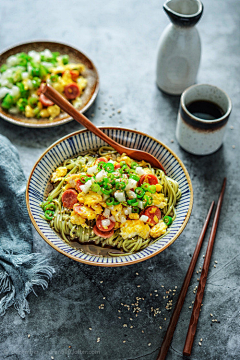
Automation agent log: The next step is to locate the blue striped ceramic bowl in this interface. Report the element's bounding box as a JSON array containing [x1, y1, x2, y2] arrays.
[[26, 128, 193, 267]]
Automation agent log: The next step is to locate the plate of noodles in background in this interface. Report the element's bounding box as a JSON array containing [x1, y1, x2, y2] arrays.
[[26, 127, 193, 267], [0, 41, 99, 128]]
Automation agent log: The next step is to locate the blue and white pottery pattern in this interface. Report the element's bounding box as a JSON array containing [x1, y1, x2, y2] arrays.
[[26, 128, 193, 267]]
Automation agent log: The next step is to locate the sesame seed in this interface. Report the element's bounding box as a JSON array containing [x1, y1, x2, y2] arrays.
[[103, 297, 106, 299], [175, 286, 177, 289], [196, 271, 198, 274], [91, 113, 94, 117], [150, 293, 152, 296], [28, 334, 31, 338], [123, 340, 126, 343], [164, 318, 166, 321], [51, 357, 54, 360], [197, 278, 200, 281], [123, 324, 127, 327], [156, 294, 158, 297], [137, 285, 141, 288], [189, 306, 192, 309], [210, 314, 213, 317], [199, 342, 202, 346], [102, 112, 105, 115], [200, 338, 203, 342], [214, 265, 216, 268], [117, 109, 121, 113], [232, 145, 235, 149], [104, 102, 107, 105], [98, 107, 101, 110], [136, 272, 139, 275], [112, 113, 115, 116], [112, 107, 115, 110], [105, 108, 108, 111], [212, 319, 215, 322], [109, 115, 112, 118], [148, 343, 151, 346], [101, 120, 105, 124], [130, 326, 133, 328], [118, 317, 121, 319], [69, 346, 72, 348], [215, 261, 218, 264], [171, 139, 174, 143], [97, 337, 100, 342], [89, 327, 92, 330], [159, 326, 162, 329], [119, 120, 122, 123], [142, 330, 144, 333]]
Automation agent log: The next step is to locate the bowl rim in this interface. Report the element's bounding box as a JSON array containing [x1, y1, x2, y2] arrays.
[[0, 39, 100, 128], [26, 127, 193, 267]]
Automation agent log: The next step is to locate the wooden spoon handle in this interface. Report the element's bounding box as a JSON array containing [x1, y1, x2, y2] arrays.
[[43, 84, 125, 153]]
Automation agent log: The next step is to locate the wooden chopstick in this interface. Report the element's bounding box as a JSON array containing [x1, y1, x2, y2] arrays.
[[156, 201, 215, 360], [183, 178, 226, 356]]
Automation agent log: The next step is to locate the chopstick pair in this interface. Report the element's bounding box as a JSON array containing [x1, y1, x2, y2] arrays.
[[156, 178, 226, 360]]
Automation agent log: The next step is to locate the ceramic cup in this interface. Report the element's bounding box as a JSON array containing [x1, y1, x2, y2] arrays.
[[176, 84, 232, 155]]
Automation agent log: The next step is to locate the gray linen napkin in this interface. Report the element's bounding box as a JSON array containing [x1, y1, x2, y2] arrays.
[[0, 134, 55, 318]]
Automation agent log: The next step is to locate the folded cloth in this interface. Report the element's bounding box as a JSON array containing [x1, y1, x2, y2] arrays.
[[0, 135, 55, 318]]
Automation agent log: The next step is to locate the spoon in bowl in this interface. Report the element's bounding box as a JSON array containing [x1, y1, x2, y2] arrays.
[[43, 84, 166, 172]]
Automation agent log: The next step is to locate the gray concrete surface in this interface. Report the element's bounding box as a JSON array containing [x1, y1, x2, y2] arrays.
[[0, 0, 239, 359]]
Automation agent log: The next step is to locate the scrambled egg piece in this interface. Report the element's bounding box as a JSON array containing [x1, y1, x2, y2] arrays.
[[40, 108, 49, 117], [77, 191, 103, 217], [150, 220, 168, 238], [62, 70, 73, 85], [91, 204, 103, 215], [77, 76, 88, 91], [77, 191, 102, 206], [48, 105, 60, 120], [146, 192, 167, 208], [114, 222, 121, 229], [120, 220, 150, 240], [75, 205, 96, 220], [51, 167, 67, 182], [70, 211, 87, 226], [52, 80, 64, 93], [156, 184, 162, 192], [110, 204, 123, 222], [129, 213, 139, 220], [25, 105, 34, 118], [64, 174, 79, 189], [116, 154, 133, 167]]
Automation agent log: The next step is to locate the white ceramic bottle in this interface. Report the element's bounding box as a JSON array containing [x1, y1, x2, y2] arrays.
[[156, 0, 203, 95]]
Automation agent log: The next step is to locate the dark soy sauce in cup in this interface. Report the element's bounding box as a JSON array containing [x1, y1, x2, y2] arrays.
[[186, 100, 225, 120]]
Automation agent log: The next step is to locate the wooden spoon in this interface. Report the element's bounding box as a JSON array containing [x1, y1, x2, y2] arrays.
[[43, 84, 166, 172]]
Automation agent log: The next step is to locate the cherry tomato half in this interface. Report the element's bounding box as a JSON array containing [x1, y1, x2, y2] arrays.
[[64, 83, 80, 100], [94, 157, 108, 165], [96, 215, 115, 232], [39, 93, 54, 107], [139, 174, 159, 186], [142, 205, 161, 226]]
